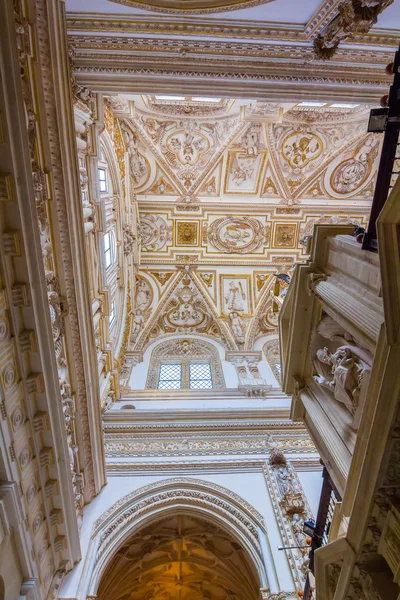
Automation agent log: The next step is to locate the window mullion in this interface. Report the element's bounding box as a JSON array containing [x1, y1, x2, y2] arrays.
[[182, 361, 189, 389]]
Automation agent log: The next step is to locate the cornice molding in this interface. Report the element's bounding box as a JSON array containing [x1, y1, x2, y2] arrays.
[[65, 13, 400, 47], [105, 457, 320, 474]]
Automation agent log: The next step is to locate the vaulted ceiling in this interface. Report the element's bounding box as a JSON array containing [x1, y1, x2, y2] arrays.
[[103, 95, 379, 356], [97, 514, 261, 600]]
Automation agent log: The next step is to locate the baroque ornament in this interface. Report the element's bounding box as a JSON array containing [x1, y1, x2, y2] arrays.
[[207, 216, 267, 254], [158, 275, 219, 337], [139, 214, 172, 251], [329, 135, 379, 195], [314, 0, 393, 59]]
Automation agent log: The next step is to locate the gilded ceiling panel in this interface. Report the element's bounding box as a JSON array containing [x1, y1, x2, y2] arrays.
[[103, 97, 377, 357]]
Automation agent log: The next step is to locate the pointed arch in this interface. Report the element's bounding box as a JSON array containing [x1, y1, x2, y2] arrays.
[[80, 478, 272, 599]]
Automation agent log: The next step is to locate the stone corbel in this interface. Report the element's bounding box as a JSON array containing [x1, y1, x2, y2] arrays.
[[226, 351, 271, 397], [119, 351, 143, 389]]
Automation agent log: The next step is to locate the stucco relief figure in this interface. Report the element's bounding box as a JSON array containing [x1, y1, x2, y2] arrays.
[[313, 345, 372, 417], [225, 281, 246, 312], [229, 312, 245, 344], [241, 123, 262, 157], [131, 309, 145, 341], [122, 125, 147, 185], [136, 279, 150, 311]]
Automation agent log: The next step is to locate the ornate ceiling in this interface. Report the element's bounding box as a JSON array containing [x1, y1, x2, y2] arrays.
[[65, 1, 399, 100], [97, 514, 261, 600], [103, 95, 378, 359]]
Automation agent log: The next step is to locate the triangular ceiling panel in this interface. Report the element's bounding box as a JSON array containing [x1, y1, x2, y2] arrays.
[[260, 161, 284, 199], [131, 271, 235, 352], [197, 159, 223, 197], [131, 110, 247, 197], [141, 165, 180, 196]]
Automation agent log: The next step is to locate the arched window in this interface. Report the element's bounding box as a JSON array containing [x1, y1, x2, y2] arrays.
[[263, 338, 281, 385], [146, 338, 224, 390], [103, 230, 116, 270]]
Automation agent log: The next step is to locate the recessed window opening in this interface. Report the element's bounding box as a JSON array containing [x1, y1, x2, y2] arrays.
[[189, 363, 213, 389], [104, 231, 115, 270], [109, 300, 116, 326], [98, 167, 107, 192], [158, 363, 182, 390]]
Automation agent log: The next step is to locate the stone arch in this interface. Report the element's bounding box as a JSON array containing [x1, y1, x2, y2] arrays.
[[145, 337, 225, 389], [82, 478, 272, 598]]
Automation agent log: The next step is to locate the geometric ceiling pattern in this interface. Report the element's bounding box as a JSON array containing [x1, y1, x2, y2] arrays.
[[104, 95, 378, 354]]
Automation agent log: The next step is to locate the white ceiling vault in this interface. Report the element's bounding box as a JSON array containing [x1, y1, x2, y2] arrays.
[[103, 95, 378, 355]]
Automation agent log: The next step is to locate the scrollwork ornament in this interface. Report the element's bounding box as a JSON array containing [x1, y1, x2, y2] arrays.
[[207, 216, 267, 254]]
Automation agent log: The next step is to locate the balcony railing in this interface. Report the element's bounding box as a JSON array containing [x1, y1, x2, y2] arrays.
[[303, 467, 342, 600]]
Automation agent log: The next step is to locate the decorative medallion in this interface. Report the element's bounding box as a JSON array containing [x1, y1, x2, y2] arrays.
[[11, 407, 25, 431], [26, 483, 37, 505], [176, 221, 199, 246], [281, 132, 323, 170], [19, 446, 32, 470], [273, 224, 297, 248], [108, 0, 277, 15], [0, 316, 9, 341], [329, 135, 379, 195], [139, 214, 173, 252], [207, 216, 267, 254], [2, 360, 18, 390]]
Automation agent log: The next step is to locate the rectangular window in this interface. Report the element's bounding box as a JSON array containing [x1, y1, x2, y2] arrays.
[[189, 363, 213, 390], [109, 300, 116, 326], [104, 232, 112, 270], [98, 168, 107, 192], [158, 364, 182, 390]]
